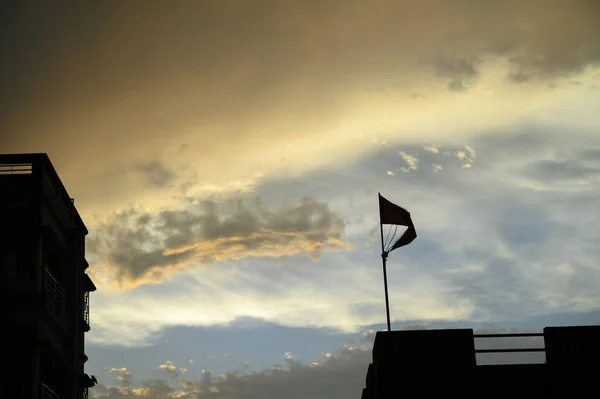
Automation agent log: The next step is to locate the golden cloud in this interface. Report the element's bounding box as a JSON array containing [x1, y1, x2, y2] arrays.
[[87, 196, 348, 289]]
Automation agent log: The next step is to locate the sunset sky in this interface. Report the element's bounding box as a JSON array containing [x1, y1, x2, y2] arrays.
[[2, 1, 600, 397]]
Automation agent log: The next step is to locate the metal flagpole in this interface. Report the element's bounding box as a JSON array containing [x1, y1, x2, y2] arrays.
[[378, 192, 417, 333], [379, 222, 392, 332]]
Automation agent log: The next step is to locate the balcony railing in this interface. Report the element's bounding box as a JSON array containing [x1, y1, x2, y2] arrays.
[[44, 268, 65, 312], [40, 383, 61, 399], [83, 291, 90, 326]]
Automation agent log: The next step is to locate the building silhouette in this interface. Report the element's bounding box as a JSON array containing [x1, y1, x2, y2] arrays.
[[361, 325, 600, 398], [1, 153, 97, 399]]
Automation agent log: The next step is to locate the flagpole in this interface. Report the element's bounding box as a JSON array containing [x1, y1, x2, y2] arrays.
[[378, 193, 416, 333], [379, 217, 392, 332]]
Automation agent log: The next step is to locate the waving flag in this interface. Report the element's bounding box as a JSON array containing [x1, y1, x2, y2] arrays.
[[379, 193, 417, 254]]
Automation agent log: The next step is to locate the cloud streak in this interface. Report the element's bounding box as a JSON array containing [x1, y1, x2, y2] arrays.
[[88, 196, 347, 288]]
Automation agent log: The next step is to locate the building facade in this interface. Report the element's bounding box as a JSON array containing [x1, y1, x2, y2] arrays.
[[1, 153, 96, 399]]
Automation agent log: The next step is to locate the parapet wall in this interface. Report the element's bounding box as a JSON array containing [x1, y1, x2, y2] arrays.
[[362, 325, 600, 398]]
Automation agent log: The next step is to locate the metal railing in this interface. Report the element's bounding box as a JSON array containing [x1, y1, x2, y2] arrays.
[[44, 268, 65, 312], [40, 383, 61, 399], [474, 332, 546, 363], [83, 291, 90, 326], [0, 162, 32, 174]]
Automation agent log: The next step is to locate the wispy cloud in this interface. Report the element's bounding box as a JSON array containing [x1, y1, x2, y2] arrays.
[[398, 151, 419, 171], [134, 160, 176, 188], [454, 146, 476, 168]]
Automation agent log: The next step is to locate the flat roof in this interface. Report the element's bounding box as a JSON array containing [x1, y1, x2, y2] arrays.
[[0, 153, 88, 235]]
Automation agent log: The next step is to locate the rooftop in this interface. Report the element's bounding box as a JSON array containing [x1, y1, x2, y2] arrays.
[[0, 153, 88, 235]]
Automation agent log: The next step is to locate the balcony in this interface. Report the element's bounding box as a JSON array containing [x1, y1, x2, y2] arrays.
[[82, 273, 96, 292], [40, 382, 61, 399], [44, 268, 65, 312], [83, 291, 90, 331], [82, 273, 95, 332]]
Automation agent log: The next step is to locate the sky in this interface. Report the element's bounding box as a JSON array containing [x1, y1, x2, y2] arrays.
[[2, 1, 600, 397]]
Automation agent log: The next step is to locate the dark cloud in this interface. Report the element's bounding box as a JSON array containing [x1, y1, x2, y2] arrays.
[[430, 57, 479, 92], [135, 161, 175, 188], [508, 69, 534, 84], [432, 57, 478, 80], [506, 32, 600, 84], [447, 79, 469, 92], [2, 0, 600, 177], [88, 196, 346, 287]]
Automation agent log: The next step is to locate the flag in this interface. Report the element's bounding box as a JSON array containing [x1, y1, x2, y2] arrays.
[[379, 193, 417, 252]]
